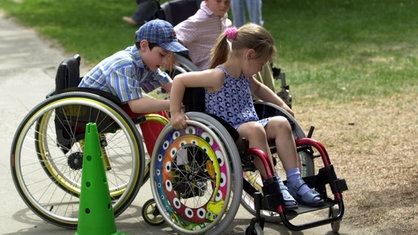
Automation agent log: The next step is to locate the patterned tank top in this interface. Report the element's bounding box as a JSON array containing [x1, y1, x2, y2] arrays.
[[205, 66, 259, 128]]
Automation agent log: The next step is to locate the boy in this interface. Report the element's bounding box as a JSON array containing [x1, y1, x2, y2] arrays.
[[79, 19, 188, 114]]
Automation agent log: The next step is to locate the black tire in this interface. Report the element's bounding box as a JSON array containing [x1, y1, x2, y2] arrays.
[[150, 112, 243, 235], [142, 199, 165, 226], [10, 91, 145, 228]]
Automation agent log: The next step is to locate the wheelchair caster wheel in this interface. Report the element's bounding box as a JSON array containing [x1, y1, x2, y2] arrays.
[[245, 223, 263, 235], [142, 199, 165, 226], [329, 206, 341, 232]]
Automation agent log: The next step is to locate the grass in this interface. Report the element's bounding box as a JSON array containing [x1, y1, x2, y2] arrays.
[[1, 0, 417, 104]]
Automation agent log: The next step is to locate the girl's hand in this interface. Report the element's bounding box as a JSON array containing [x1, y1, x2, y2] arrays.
[[282, 104, 294, 117], [171, 112, 188, 130]]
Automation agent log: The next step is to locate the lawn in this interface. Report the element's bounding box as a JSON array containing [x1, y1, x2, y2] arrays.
[[1, 0, 416, 104]]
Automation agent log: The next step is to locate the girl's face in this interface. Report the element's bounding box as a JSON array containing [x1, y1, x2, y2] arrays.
[[140, 40, 171, 72], [242, 49, 269, 78]]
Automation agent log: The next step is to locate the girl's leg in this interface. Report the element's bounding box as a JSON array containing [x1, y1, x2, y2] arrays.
[[265, 116, 301, 170], [237, 121, 297, 209], [237, 122, 271, 179], [266, 117, 324, 207]]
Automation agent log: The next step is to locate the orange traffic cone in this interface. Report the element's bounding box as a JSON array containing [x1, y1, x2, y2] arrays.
[[75, 123, 128, 235]]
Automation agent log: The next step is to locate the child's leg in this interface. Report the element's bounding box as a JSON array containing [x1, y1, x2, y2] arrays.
[[266, 117, 324, 207], [237, 122, 297, 209], [237, 122, 272, 179]]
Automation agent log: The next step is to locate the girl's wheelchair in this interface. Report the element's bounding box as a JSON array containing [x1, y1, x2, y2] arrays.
[[146, 87, 348, 234]]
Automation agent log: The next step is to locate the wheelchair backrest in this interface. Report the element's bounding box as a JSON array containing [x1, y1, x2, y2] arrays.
[[55, 54, 82, 92], [157, 0, 200, 26], [183, 87, 240, 141], [183, 87, 205, 113]]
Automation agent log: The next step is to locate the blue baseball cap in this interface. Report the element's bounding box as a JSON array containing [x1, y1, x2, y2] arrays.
[[135, 19, 188, 53]]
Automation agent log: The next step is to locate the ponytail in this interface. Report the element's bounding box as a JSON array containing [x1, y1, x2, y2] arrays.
[[209, 33, 230, 69]]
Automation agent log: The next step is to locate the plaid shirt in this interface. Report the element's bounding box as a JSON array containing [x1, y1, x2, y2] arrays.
[[79, 45, 171, 103], [174, 1, 232, 70]]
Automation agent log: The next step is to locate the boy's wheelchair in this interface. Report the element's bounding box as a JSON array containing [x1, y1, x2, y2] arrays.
[[9, 54, 177, 228]]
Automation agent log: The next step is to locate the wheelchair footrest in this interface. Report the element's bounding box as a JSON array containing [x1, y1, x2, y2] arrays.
[[285, 201, 336, 216]]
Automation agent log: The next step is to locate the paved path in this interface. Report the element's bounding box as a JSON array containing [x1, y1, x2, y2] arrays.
[[0, 10, 365, 235]]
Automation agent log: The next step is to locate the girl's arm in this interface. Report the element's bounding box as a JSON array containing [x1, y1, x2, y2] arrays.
[[170, 69, 224, 129], [249, 76, 294, 116]]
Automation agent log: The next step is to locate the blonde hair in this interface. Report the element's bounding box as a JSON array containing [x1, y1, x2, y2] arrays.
[[209, 23, 276, 69]]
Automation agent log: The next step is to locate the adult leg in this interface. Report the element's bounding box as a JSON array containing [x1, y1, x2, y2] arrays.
[[231, 0, 246, 27], [245, 0, 264, 26]]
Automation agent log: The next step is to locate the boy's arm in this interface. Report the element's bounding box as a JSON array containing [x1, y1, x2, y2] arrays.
[[128, 97, 170, 113]]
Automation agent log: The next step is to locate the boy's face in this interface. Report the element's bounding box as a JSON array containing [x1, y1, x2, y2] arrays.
[[205, 0, 231, 17], [139, 40, 172, 72]]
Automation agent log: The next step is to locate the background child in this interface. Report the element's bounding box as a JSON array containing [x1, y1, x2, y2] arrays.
[[172, 0, 276, 96], [79, 19, 187, 114], [173, 0, 232, 71], [170, 23, 324, 209]]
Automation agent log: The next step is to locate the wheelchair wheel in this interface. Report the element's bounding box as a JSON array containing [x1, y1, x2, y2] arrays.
[[173, 53, 200, 73], [163, 54, 199, 80], [329, 206, 341, 232], [150, 112, 242, 234], [142, 198, 165, 226], [245, 223, 264, 235], [240, 102, 315, 222], [10, 91, 145, 228], [137, 113, 170, 185]]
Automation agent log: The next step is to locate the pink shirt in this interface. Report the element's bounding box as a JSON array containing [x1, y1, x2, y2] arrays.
[[174, 2, 232, 70]]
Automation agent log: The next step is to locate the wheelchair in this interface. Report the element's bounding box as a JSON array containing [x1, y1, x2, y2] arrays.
[[147, 88, 348, 234], [9, 54, 194, 228]]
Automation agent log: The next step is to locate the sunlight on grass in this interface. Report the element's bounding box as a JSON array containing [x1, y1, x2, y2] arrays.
[[1, 0, 417, 103]]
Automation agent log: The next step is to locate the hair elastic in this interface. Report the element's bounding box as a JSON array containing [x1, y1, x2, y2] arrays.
[[225, 27, 238, 41]]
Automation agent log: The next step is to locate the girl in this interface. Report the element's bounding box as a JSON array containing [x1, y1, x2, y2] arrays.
[[170, 23, 324, 209]]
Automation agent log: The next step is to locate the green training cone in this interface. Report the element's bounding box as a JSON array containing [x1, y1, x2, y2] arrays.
[[75, 123, 128, 235]]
